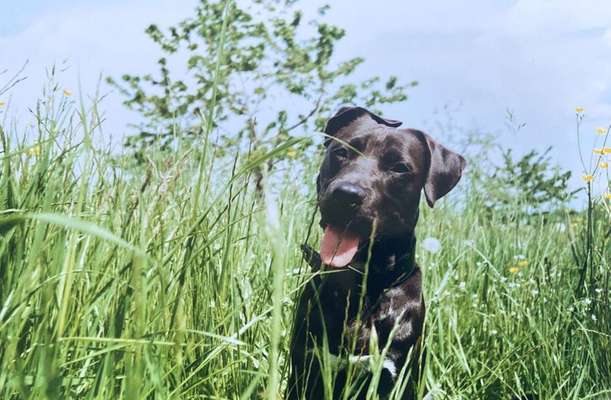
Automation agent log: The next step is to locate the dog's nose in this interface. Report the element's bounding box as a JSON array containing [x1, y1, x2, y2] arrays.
[[332, 183, 366, 207]]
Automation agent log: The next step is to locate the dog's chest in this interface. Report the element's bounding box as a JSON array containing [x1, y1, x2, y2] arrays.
[[314, 271, 384, 346]]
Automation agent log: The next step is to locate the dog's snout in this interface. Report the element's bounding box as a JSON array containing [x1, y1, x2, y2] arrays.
[[332, 182, 366, 207]]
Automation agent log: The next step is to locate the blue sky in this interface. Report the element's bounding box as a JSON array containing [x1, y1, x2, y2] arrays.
[[1, 0, 610, 194]]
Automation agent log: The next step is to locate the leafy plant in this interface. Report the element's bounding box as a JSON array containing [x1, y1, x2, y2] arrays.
[[482, 147, 575, 214], [108, 0, 416, 167], [570, 111, 610, 297]]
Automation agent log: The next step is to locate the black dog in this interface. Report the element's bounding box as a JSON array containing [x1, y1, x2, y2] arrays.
[[287, 106, 465, 399]]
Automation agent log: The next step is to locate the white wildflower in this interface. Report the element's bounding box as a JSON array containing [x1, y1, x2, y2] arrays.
[[422, 237, 441, 254]]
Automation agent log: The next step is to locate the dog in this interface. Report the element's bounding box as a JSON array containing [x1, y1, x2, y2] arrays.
[[287, 106, 465, 399]]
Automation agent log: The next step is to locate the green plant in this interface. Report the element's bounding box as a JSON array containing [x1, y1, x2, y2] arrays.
[[570, 109, 610, 298], [483, 147, 575, 215], [108, 0, 416, 169], [1, 72, 610, 397]]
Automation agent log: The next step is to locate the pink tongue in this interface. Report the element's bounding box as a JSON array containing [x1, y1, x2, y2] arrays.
[[320, 226, 360, 268]]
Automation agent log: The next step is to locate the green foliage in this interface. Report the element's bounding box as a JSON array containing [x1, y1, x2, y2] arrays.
[[481, 147, 575, 214], [107, 0, 416, 162], [0, 74, 609, 399]]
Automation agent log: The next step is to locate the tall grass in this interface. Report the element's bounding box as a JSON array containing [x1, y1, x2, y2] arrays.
[[1, 79, 610, 400]]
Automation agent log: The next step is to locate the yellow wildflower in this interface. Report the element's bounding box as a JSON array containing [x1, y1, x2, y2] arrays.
[[63, 89, 72, 97], [516, 260, 529, 268], [596, 127, 607, 135], [575, 107, 584, 113], [603, 147, 611, 154], [582, 175, 593, 183], [509, 266, 520, 274], [26, 145, 41, 157], [604, 193, 611, 200], [599, 161, 608, 169], [593, 148, 604, 155], [0, 100, 5, 108], [286, 148, 297, 158]]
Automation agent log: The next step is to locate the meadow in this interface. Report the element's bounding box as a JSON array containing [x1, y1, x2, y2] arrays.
[[0, 80, 610, 399]]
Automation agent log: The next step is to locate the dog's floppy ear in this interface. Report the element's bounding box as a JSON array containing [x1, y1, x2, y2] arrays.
[[422, 134, 466, 208], [324, 106, 402, 146]]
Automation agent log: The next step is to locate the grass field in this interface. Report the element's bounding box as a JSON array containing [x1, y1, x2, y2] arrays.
[[0, 84, 610, 400]]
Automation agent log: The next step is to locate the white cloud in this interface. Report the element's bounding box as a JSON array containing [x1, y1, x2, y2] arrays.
[[0, 0, 198, 146], [500, 0, 611, 36], [604, 28, 611, 46]]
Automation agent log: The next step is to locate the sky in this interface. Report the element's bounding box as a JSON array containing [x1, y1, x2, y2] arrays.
[[1, 0, 611, 194]]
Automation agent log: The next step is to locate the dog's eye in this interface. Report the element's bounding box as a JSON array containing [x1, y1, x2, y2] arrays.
[[333, 147, 349, 159], [391, 163, 412, 174]]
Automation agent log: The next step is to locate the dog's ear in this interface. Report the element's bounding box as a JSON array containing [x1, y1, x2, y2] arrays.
[[422, 134, 466, 208], [324, 106, 402, 146]]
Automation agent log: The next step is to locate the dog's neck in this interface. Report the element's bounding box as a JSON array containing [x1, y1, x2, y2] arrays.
[[354, 230, 417, 290]]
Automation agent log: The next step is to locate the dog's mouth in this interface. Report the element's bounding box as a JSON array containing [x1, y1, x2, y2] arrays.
[[319, 224, 362, 268]]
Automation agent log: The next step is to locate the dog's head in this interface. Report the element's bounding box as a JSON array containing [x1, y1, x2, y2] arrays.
[[317, 106, 466, 267]]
